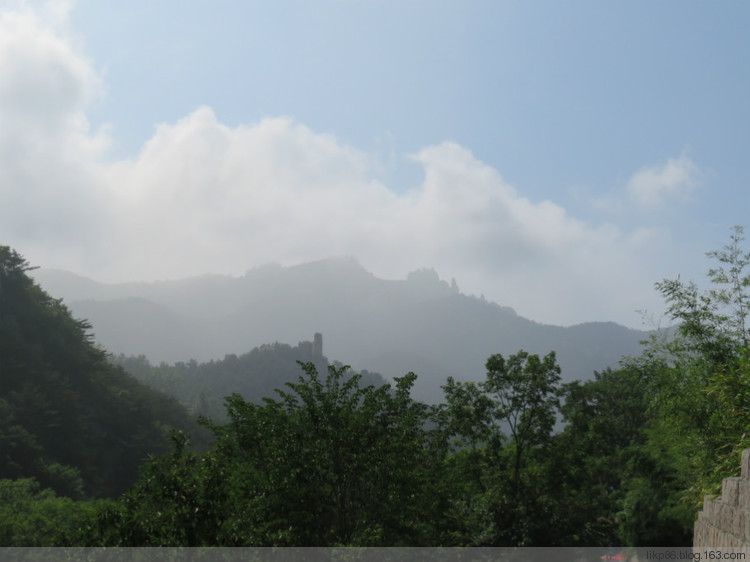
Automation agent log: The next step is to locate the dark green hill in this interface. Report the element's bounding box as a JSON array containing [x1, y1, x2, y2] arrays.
[[0, 246, 207, 498], [113, 338, 389, 423]]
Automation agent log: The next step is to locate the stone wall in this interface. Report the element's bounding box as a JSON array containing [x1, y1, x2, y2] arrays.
[[693, 449, 750, 547]]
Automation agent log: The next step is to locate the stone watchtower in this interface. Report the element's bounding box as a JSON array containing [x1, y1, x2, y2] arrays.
[[296, 333, 323, 361], [312, 332, 323, 358]]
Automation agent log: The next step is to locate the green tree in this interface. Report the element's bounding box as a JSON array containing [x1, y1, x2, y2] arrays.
[[548, 364, 687, 546], [439, 350, 563, 546], [655, 225, 750, 363], [706, 225, 750, 348], [484, 350, 562, 487], [0, 479, 96, 546], [210, 362, 441, 545], [79, 431, 220, 546]]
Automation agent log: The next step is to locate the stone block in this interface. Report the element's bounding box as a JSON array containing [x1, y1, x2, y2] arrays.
[[704, 494, 715, 511], [740, 480, 750, 506], [719, 503, 730, 528], [743, 449, 750, 479], [734, 506, 744, 537], [714, 499, 722, 519], [723, 477, 741, 506]]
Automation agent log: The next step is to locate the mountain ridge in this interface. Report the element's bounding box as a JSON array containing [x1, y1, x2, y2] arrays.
[[32, 258, 649, 403]]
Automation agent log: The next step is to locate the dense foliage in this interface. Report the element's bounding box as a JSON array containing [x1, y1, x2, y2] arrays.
[[2, 227, 750, 546]]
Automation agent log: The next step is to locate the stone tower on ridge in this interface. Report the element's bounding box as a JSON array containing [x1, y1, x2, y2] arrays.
[[312, 332, 323, 358]]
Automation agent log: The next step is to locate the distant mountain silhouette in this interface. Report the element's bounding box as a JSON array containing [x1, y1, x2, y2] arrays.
[[33, 258, 649, 402]]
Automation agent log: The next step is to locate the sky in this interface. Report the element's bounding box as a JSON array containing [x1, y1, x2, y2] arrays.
[[1, 0, 748, 328]]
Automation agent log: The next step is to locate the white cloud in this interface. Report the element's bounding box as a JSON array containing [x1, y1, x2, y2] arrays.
[[626, 154, 700, 211], [0, 2, 109, 262], [0, 3, 671, 327]]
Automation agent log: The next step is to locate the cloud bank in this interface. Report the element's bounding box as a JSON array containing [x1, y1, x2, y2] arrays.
[[0, 3, 679, 327], [627, 154, 700, 211]]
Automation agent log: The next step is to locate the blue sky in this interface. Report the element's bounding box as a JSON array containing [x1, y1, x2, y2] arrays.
[[1, 0, 748, 328]]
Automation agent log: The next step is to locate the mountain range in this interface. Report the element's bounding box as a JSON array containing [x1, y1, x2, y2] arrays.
[[32, 257, 650, 403]]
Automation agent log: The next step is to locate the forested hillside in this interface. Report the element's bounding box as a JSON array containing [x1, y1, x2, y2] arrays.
[[0, 246, 208, 499], [112, 341, 388, 422]]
